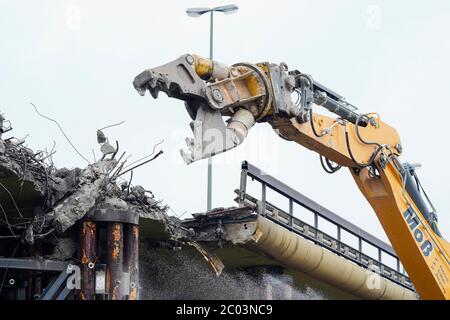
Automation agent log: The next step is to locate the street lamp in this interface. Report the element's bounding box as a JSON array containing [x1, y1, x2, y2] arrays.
[[186, 4, 239, 211]]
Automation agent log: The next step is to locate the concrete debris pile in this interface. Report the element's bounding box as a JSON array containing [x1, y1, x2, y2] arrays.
[[0, 112, 169, 257], [51, 158, 168, 234]]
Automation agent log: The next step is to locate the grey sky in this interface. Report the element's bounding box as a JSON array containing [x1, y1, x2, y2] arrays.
[[1, 0, 449, 249]]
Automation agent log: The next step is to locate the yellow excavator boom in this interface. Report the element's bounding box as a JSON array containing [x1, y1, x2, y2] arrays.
[[133, 54, 450, 299]]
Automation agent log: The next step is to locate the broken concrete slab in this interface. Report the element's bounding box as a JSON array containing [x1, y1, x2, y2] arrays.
[[0, 111, 171, 255], [52, 159, 117, 233]]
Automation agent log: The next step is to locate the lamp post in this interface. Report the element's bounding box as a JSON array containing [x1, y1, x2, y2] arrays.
[[186, 4, 239, 211]]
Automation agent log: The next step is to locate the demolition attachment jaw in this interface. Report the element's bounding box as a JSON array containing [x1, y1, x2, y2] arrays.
[[133, 54, 206, 101], [133, 54, 370, 164], [133, 54, 270, 164]]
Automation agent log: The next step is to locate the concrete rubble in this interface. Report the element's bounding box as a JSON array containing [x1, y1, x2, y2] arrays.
[[0, 112, 176, 256]]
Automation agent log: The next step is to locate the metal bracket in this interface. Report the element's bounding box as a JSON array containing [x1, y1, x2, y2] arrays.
[[40, 267, 73, 300]]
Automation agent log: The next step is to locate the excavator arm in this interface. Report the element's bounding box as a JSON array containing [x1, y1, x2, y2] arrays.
[[134, 54, 450, 299]]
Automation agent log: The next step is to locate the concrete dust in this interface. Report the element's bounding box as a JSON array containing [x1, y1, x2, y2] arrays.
[[139, 247, 325, 300]]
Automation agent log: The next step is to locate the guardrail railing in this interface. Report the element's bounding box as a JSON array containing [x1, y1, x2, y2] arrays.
[[236, 161, 415, 291]]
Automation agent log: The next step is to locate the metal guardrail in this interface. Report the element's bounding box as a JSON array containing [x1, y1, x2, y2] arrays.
[[237, 161, 415, 291], [0, 257, 69, 271], [0, 257, 73, 300]]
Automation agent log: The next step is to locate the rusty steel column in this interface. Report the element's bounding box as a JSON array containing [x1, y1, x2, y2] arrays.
[[79, 220, 97, 300], [106, 222, 123, 300], [124, 224, 139, 300]]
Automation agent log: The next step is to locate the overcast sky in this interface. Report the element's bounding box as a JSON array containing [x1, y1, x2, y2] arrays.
[[1, 0, 449, 256]]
